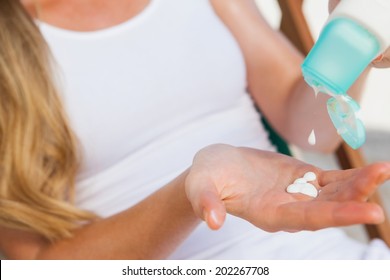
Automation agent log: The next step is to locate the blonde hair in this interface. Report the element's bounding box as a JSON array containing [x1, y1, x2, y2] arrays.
[[0, 0, 96, 241]]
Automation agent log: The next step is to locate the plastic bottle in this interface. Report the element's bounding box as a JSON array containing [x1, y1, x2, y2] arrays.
[[301, 0, 390, 149]]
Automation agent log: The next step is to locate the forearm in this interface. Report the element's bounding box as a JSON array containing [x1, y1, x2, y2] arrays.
[[212, 0, 372, 152], [28, 170, 200, 259]]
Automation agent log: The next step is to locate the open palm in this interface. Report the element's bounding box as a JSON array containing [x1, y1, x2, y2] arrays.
[[186, 144, 390, 232]]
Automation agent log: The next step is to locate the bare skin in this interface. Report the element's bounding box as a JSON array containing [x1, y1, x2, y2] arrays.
[[186, 144, 389, 232], [21, 0, 151, 31], [210, 0, 374, 152], [1, 144, 389, 259], [1, 0, 387, 259], [21, 0, 377, 151]]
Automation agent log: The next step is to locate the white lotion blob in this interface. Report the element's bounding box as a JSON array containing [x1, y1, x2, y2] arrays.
[[286, 172, 318, 198], [308, 129, 316, 146], [303, 171, 316, 182], [300, 183, 318, 197], [294, 178, 307, 184], [313, 86, 320, 98], [287, 184, 300, 193]]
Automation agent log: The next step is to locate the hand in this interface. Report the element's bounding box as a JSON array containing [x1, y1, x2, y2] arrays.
[[185, 144, 390, 232], [329, 0, 390, 68]]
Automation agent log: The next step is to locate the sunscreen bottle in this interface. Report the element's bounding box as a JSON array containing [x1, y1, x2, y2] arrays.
[[302, 0, 390, 149]]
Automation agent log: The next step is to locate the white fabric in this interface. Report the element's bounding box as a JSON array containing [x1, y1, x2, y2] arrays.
[[38, 0, 389, 259]]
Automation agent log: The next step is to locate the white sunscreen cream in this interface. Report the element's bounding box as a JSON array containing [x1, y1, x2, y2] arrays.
[[286, 172, 318, 198], [308, 129, 316, 146], [303, 171, 316, 181], [312, 85, 320, 98]]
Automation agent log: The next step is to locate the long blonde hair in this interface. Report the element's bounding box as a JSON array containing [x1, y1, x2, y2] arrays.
[[0, 0, 96, 241]]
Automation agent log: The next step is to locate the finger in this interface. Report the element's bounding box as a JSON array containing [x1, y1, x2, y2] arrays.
[[200, 190, 226, 230], [319, 162, 390, 191], [275, 201, 384, 232], [371, 47, 390, 68], [349, 162, 390, 199], [319, 168, 357, 186], [371, 56, 390, 68], [186, 175, 226, 230], [361, 162, 390, 187]]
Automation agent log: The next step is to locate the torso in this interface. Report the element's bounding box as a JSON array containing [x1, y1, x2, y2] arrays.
[[36, 0, 275, 258], [38, 0, 274, 179], [20, 0, 378, 261]]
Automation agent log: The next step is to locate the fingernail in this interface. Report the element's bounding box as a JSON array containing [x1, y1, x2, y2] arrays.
[[373, 54, 384, 62], [208, 210, 220, 226]]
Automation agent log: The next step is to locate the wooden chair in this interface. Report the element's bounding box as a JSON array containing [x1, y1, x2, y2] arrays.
[[276, 0, 390, 246]]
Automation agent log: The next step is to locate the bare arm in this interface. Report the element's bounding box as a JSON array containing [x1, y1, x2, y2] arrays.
[[0, 170, 200, 260], [211, 0, 370, 152], [1, 144, 389, 259]]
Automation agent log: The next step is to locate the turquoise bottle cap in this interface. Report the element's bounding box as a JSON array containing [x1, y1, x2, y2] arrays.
[[327, 95, 366, 149]]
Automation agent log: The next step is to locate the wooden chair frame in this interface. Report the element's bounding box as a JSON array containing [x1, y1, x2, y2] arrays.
[[277, 0, 390, 246]]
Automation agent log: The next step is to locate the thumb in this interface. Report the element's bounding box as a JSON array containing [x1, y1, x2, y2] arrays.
[[371, 47, 390, 68], [186, 175, 226, 230], [200, 190, 226, 230]]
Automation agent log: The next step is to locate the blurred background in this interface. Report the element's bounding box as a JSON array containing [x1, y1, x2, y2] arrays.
[[256, 0, 390, 243]]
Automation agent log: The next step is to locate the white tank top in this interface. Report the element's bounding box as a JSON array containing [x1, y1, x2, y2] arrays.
[[38, 0, 386, 260], [39, 0, 273, 204]]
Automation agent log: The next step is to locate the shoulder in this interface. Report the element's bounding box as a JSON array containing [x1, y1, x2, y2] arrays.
[[209, 0, 292, 70]]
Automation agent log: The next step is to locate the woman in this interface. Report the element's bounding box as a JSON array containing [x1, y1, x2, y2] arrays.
[[0, 0, 389, 259]]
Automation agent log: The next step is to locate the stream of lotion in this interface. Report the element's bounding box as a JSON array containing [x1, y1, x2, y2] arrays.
[[308, 129, 316, 146]]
